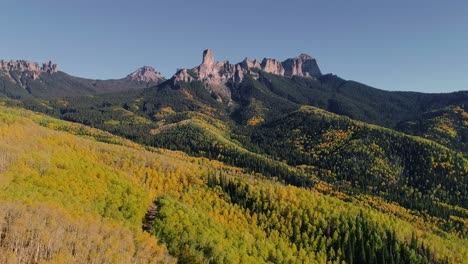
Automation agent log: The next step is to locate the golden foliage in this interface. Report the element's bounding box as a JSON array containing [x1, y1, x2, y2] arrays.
[[154, 107, 176, 120], [0, 202, 174, 264], [247, 116, 265, 126]]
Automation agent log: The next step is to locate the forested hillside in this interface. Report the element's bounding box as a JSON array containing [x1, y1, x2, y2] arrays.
[[1, 63, 468, 264], [1, 100, 467, 263], [0, 105, 174, 263], [3, 0, 468, 262], [10, 78, 467, 223], [246, 73, 468, 127], [397, 105, 468, 154]]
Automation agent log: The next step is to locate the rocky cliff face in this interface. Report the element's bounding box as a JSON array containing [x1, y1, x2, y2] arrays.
[[240, 58, 261, 70], [173, 49, 322, 86], [282, 54, 322, 77], [0, 60, 59, 82], [174, 69, 195, 83], [127, 66, 164, 83], [261, 58, 285, 76]]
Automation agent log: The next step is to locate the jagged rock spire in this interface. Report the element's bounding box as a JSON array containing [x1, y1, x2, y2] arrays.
[[202, 49, 214, 66], [0, 60, 59, 83], [0, 60, 59, 78], [173, 49, 322, 85]]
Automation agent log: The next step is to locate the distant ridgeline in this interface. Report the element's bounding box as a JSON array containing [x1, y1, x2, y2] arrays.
[[0, 59, 164, 98]]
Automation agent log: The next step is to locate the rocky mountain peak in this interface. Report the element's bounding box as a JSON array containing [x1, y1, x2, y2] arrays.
[[173, 49, 322, 84], [127, 66, 164, 82], [202, 49, 214, 67], [41, 61, 59, 74], [0, 59, 59, 88], [241, 58, 261, 70], [282, 54, 321, 77], [296, 53, 313, 60], [0, 60, 59, 80], [261, 58, 285, 76]]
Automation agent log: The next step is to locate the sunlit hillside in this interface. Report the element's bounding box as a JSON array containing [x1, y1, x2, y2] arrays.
[[1, 104, 467, 263]]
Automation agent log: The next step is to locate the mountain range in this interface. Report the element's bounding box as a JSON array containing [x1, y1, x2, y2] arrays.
[[1, 50, 467, 263], [3, 50, 467, 127], [0, 59, 164, 98]]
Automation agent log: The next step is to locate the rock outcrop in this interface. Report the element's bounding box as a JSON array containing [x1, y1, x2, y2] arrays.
[[240, 58, 261, 70], [173, 49, 322, 85], [197, 50, 236, 83], [174, 69, 194, 82], [261, 58, 285, 76], [282, 54, 322, 77], [0, 60, 59, 81], [201, 49, 214, 66], [0, 60, 59, 89], [127, 66, 164, 83]]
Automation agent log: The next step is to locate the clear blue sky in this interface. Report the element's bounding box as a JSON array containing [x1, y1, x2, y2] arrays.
[[1, 0, 467, 93]]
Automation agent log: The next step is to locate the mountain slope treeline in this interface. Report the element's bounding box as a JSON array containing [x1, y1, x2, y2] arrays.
[[9, 76, 467, 229]]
